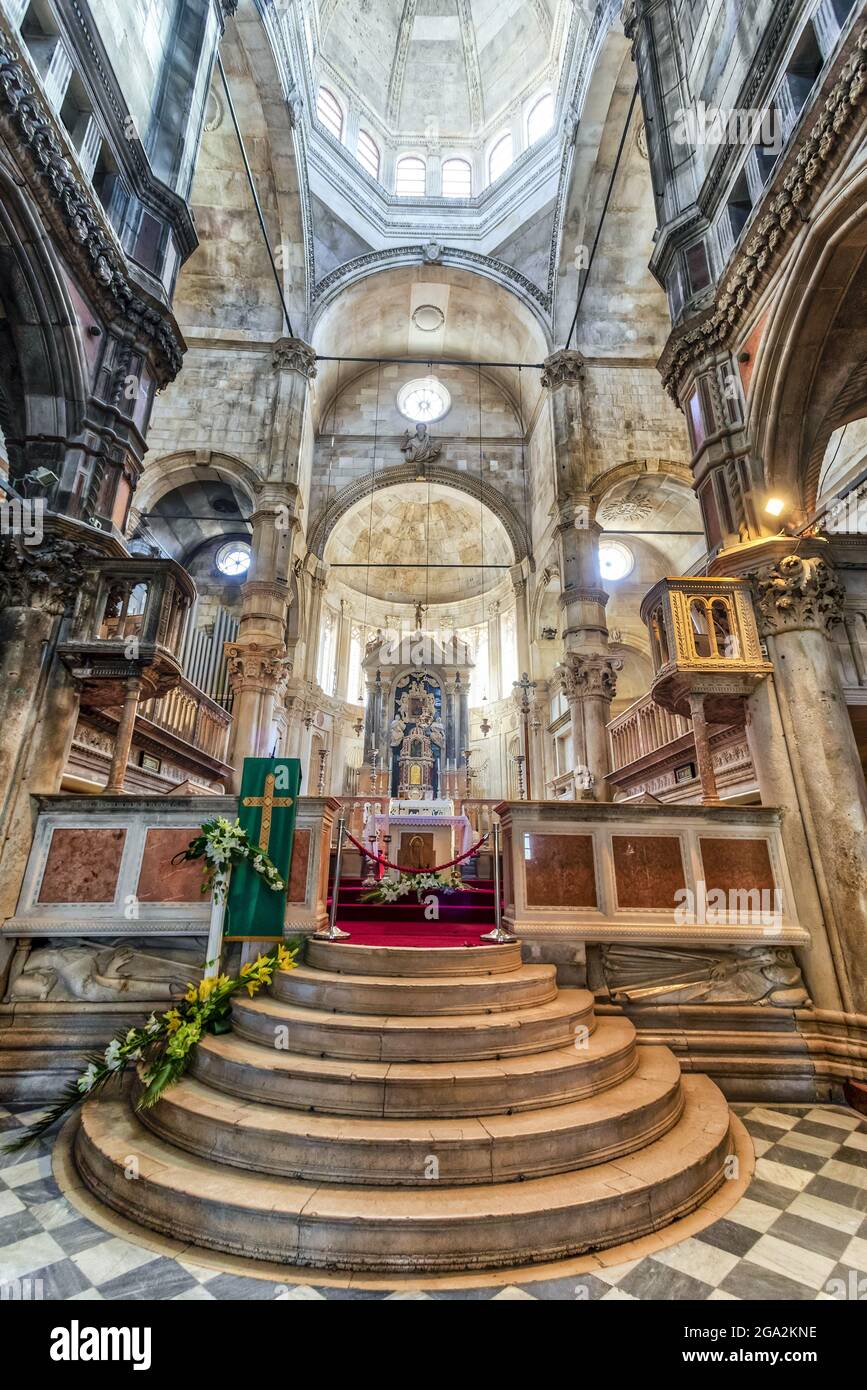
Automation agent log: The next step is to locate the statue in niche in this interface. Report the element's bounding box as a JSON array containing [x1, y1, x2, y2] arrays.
[[400, 422, 442, 471]]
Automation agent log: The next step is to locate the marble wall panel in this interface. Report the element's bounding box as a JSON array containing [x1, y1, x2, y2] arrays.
[[700, 837, 775, 894], [37, 828, 126, 904], [136, 828, 208, 902], [524, 833, 598, 908], [612, 834, 686, 910]]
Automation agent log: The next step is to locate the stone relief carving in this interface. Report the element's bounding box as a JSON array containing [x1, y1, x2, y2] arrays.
[[0, 535, 102, 615], [225, 642, 290, 692], [9, 939, 208, 1004], [272, 337, 317, 378], [400, 422, 443, 468], [600, 944, 810, 1008], [598, 492, 656, 525], [750, 554, 845, 637]]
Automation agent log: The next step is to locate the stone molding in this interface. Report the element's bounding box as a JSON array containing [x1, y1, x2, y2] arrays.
[[657, 20, 867, 400], [541, 348, 586, 390], [557, 651, 622, 702], [750, 553, 845, 637], [0, 22, 185, 383], [272, 337, 317, 378]]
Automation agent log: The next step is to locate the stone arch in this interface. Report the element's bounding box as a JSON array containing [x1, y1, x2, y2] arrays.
[[132, 452, 260, 522], [307, 463, 530, 566], [0, 154, 89, 479], [587, 458, 694, 498], [748, 145, 867, 513]]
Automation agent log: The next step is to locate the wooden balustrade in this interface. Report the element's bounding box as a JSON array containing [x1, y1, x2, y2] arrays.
[[607, 692, 692, 772], [138, 678, 232, 764]]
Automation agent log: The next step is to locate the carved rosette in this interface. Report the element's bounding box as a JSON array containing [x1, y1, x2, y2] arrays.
[[557, 652, 622, 703], [750, 554, 845, 637], [272, 337, 318, 379], [225, 642, 290, 695], [0, 535, 102, 616], [541, 348, 585, 391]]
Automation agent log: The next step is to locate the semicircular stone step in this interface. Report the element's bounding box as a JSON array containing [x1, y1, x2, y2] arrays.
[[272, 963, 557, 1016], [230, 989, 596, 1062], [76, 1074, 732, 1272], [189, 1015, 638, 1117], [137, 1047, 684, 1185], [305, 940, 522, 977]]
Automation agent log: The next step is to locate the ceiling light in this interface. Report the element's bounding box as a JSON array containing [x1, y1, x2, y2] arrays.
[[765, 497, 785, 517]]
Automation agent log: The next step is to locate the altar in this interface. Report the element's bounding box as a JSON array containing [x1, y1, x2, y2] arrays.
[[363, 799, 473, 873]]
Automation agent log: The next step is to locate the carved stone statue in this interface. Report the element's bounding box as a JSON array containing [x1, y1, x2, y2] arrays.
[[400, 423, 442, 468], [9, 940, 207, 1003]]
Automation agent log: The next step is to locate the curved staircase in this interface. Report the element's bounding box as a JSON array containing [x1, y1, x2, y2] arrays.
[[75, 939, 734, 1274]]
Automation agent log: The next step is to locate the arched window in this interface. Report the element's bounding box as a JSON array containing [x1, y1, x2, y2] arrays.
[[527, 92, 554, 144], [711, 599, 739, 658], [316, 87, 343, 141], [395, 155, 426, 196], [356, 129, 380, 179], [488, 132, 513, 184], [689, 599, 713, 658], [442, 157, 472, 198]]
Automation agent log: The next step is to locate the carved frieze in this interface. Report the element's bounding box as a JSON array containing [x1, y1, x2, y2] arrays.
[[750, 554, 845, 637]]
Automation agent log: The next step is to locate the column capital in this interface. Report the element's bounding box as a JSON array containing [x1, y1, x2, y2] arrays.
[[557, 652, 622, 703], [541, 348, 585, 391], [750, 552, 845, 637], [225, 641, 289, 694], [272, 337, 317, 379]]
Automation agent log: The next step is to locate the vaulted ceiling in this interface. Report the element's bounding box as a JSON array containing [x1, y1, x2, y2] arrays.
[[316, 0, 570, 141]]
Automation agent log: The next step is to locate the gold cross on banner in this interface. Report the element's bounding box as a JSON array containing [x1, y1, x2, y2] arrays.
[[242, 773, 294, 853]]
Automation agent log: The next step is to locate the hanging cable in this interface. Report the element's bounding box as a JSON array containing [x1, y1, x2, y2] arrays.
[[565, 83, 639, 351]]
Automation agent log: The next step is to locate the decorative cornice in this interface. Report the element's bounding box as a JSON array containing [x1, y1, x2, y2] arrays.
[[0, 23, 185, 383], [658, 20, 867, 401], [386, 0, 418, 127], [0, 533, 105, 615], [749, 554, 845, 637]]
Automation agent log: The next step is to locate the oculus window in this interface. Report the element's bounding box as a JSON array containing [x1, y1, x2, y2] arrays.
[[397, 377, 451, 424]]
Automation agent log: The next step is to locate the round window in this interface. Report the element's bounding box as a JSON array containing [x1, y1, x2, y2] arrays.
[[216, 541, 251, 577], [599, 541, 634, 582], [397, 377, 451, 424]]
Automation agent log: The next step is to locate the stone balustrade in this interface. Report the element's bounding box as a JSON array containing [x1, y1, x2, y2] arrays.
[[607, 692, 692, 772]]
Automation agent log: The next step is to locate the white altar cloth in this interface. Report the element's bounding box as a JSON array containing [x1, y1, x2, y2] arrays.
[[362, 811, 474, 861]]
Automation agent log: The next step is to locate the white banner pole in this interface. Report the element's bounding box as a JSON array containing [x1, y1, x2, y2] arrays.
[[204, 869, 229, 979]]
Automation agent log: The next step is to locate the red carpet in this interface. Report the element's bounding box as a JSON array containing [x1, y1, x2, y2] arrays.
[[328, 877, 500, 948]]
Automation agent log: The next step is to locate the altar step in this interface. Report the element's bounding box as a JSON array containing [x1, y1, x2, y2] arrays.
[[134, 1048, 684, 1185], [76, 1076, 729, 1272], [75, 940, 734, 1273], [229, 989, 595, 1061], [270, 962, 558, 1016], [189, 1017, 637, 1117]]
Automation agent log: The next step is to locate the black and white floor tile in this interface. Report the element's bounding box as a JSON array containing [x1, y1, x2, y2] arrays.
[[1, 1102, 866, 1301]]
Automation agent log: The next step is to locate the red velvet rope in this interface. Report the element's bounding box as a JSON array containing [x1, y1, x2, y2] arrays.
[[343, 826, 488, 874]]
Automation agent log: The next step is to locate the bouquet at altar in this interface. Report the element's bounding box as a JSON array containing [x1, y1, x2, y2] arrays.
[[362, 867, 464, 904]]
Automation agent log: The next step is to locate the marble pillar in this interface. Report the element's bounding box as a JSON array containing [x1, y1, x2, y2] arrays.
[[746, 543, 867, 1012], [543, 349, 621, 799], [226, 338, 316, 787]]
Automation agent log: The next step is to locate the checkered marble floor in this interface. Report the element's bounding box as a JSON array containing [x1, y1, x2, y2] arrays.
[[1, 1102, 866, 1300]]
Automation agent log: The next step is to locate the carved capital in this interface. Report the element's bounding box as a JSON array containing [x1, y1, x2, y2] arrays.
[[557, 652, 622, 702], [749, 554, 845, 637], [225, 641, 289, 692], [541, 348, 585, 391], [272, 337, 317, 379]]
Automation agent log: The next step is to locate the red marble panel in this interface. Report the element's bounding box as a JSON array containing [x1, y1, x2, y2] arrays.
[[700, 837, 775, 895], [136, 828, 208, 902], [287, 829, 312, 903], [38, 827, 126, 904], [524, 834, 597, 908], [613, 835, 686, 910]]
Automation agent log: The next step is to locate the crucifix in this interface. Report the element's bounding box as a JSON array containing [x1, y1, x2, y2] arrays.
[[242, 773, 294, 853]]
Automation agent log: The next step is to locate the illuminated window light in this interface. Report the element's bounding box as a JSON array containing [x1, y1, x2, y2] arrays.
[[765, 497, 785, 517]]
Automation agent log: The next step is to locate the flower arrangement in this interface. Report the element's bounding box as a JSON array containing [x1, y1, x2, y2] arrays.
[[362, 867, 464, 905], [2, 940, 300, 1154], [173, 816, 285, 900]]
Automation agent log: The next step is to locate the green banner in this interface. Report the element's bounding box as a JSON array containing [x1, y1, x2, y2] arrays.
[[225, 758, 301, 941]]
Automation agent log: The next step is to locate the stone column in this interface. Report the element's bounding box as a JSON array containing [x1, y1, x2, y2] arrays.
[[748, 544, 867, 1012], [687, 692, 722, 806], [303, 563, 328, 683], [510, 561, 532, 677], [543, 348, 621, 800], [226, 338, 316, 788], [334, 598, 353, 701], [487, 600, 502, 697], [104, 677, 142, 794]]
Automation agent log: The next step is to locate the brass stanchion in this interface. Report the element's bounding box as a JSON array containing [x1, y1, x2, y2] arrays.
[[481, 821, 516, 944], [314, 815, 351, 940]]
